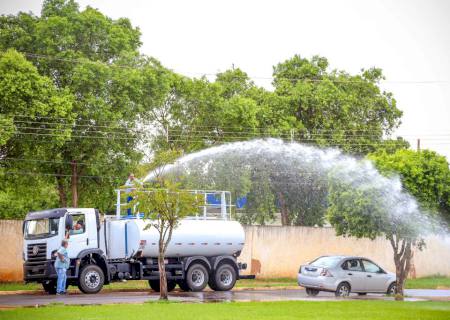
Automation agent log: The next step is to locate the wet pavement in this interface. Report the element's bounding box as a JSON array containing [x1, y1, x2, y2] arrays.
[[0, 289, 449, 307]]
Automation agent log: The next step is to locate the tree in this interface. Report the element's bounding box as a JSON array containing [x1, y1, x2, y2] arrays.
[[368, 149, 450, 222], [0, 0, 149, 212], [326, 164, 434, 299], [0, 49, 73, 218], [273, 55, 404, 154], [128, 152, 199, 300]]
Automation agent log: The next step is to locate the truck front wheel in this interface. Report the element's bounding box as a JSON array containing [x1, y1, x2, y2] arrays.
[[42, 280, 57, 294], [78, 264, 104, 294], [186, 263, 209, 292]]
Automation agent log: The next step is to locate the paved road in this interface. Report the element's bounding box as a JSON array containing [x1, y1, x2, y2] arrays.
[[1, 289, 449, 307]]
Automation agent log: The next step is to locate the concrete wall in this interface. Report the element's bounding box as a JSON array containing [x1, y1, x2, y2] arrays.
[[239, 226, 450, 278], [1, 221, 449, 282], [0, 220, 23, 282]]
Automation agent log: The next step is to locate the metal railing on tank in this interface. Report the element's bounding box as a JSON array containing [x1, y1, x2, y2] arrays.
[[114, 188, 234, 221]]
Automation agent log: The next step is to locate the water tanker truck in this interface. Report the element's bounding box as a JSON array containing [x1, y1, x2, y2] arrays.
[[22, 190, 249, 294]]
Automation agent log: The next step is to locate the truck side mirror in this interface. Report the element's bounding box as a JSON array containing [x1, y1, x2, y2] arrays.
[[65, 215, 73, 230]]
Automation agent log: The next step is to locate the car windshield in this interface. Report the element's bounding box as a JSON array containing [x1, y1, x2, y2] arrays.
[[310, 256, 342, 268], [24, 218, 59, 239]]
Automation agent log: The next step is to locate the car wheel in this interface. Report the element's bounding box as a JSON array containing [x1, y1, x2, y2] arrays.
[[77, 264, 104, 294], [335, 282, 351, 297], [306, 288, 320, 296], [387, 282, 397, 295], [186, 263, 209, 292]]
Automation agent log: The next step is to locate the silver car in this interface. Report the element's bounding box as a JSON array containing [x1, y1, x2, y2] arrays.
[[297, 255, 396, 297]]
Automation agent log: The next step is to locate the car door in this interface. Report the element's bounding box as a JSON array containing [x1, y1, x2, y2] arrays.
[[342, 259, 366, 292], [67, 213, 88, 258], [361, 259, 390, 292]]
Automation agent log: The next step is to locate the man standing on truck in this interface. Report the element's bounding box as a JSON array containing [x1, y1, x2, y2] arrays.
[[55, 239, 70, 295], [125, 173, 142, 216]]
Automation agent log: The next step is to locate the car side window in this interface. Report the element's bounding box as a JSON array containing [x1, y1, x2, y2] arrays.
[[342, 259, 363, 271], [69, 214, 86, 235], [362, 260, 382, 273]]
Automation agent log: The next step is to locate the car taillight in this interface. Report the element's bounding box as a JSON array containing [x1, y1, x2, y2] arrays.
[[320, 268, 333, 277]]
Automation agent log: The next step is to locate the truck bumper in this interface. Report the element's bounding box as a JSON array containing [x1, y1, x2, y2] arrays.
[[23, 260, 77, 283], [23, 260, 56, 282]]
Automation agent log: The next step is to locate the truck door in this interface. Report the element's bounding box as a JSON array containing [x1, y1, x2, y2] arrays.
[[67, 212, 95, 258]]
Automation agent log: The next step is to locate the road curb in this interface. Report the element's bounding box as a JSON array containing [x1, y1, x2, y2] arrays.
[[0, 286, 303, 296]]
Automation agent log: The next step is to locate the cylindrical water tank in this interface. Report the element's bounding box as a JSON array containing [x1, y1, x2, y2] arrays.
[[126, 219, 245, 258]]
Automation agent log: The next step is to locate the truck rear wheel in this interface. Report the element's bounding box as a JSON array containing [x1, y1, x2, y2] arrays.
[[210, 263, 237, 291], [78, 264, 104, 294], [148, 279, 176, 292], [42, 280, 57, 294], [186, 263, 209, 292]]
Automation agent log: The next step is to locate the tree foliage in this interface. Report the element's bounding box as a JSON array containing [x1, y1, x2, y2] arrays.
[[0, 0, 150, 214], [368, 149, 450, 222]]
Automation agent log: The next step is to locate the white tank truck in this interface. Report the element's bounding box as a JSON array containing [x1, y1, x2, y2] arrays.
[[22, 190, 250, 294]]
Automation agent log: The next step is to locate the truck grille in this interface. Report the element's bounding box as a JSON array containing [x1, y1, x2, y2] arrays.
[[27, 243, 47, 264]]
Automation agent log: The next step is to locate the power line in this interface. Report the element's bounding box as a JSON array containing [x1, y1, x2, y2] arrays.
[[7, 118, 450, 136], [7, 130, 450, 144], [0, 157, 121, 167], [1, 125, 143, 138], [1, 170, 118, 179], [11, 119, 139, 131], [11, 114, 139, 126]]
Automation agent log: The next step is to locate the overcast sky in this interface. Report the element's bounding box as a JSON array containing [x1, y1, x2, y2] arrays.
[[1, 0, 449, 159]]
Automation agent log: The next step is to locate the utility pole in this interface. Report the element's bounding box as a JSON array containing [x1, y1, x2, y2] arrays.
[[417, 138, 421, 152]]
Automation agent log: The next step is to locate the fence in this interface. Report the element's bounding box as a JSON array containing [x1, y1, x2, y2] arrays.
[[1, 220, 449, 282]]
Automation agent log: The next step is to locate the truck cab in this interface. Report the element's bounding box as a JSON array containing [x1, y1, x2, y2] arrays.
[[23, 208, 104, 293]]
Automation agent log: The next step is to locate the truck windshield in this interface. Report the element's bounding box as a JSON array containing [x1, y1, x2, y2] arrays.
[[24, 218, 59, 239]]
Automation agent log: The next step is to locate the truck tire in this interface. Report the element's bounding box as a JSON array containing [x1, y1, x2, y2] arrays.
[[42, 280, 57, 294], [148, 280, 176, 292], [177, 280, 191, 292], [78, 264, 104, 294], [208, 278, 218, 291], [210, 263, 237, 291], [186, 263, 209, 292]]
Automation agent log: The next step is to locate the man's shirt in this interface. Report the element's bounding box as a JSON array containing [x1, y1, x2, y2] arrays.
[[54, 246, 70, 269]]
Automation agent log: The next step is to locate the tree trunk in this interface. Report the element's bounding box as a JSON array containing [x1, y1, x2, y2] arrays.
[[278, 193, 290, 226], [56, 175, 67, 207], [71, 160, 78, 207], [158, 242, 168, 300], [389, 235, 413, 301]]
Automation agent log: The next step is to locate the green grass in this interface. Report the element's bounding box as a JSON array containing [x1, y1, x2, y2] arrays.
[[1, 300, 449, 320], [405, 275, 450, 289], [0, 282, 39, 291], [236, 277, 297, 288], [1, 276, 449, 292]]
